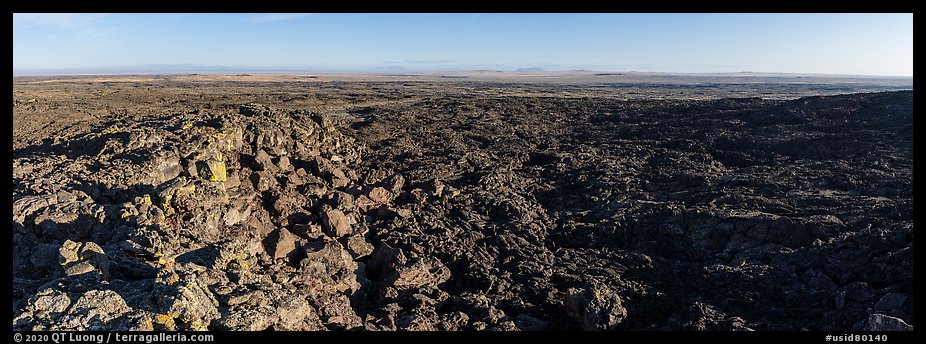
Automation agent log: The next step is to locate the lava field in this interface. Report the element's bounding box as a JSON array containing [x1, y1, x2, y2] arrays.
[[12, 75, 913, 331]]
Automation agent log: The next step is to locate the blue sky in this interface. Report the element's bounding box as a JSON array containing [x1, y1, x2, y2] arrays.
[[12, 13, 913, 76]]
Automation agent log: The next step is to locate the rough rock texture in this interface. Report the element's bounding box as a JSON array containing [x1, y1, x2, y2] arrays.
[[860, 314, 913, 331], [340, 91, 914, 331], [564, 282, 628, 330], [11, 79, 914, 332], [13, 104, 376, 331]]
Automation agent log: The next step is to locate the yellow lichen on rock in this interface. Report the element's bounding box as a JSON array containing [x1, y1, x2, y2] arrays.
[[196, 159, 227, 182], [210, 126, 244, 153], [158, 194, 174, 215], [157, 256, 176, 270], [58, 240, 82, 266], [238, 259, 251, 274], [189, 319, 209, 331], [154, 313, 177, 330], [101, 125, 121, 135], [205, 160, 227, 182], [157, 177, 197, 215], [120, 208, 134, 219]]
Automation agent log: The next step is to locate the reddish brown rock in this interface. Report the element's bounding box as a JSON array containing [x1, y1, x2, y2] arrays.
[[384, 174, 406, 194], [368, 187, 392, 204], [319, 205, 352, 237]]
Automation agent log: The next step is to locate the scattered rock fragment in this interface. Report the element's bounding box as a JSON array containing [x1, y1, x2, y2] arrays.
[[254, 149, 277, 172], [276, 156, 292, 172], [155, 273, 221, 331], [320, 205, 352, 238], [265, 227, 303, 262], [862, 314, 913, 331], [345, 234, 374, 258], [564, 282, 628, 330], [253, 171, 278, 192], [58, 290, 130, 330], [197, 159, 227, 182], [368, 187, 392, 204], [382, 256, 450, 291], [873, 293, 908, 312], [301, 238, 360, 293], [384, 174, 405, 194]]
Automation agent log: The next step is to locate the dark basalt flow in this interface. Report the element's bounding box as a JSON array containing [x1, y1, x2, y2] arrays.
[[12, 90, 913, 331]]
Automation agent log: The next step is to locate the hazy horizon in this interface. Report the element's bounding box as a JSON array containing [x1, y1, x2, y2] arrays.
[[13, 13, 913, 77], [10, 66, 916, 79]]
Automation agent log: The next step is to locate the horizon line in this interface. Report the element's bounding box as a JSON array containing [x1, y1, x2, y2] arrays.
[[11, 68, 915, 79]]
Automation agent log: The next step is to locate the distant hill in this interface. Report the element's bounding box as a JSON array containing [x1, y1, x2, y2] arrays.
[[515, 67, 546, 72]]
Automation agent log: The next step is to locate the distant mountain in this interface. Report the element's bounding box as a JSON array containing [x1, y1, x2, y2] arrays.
[[12, 64, 914, 80]]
